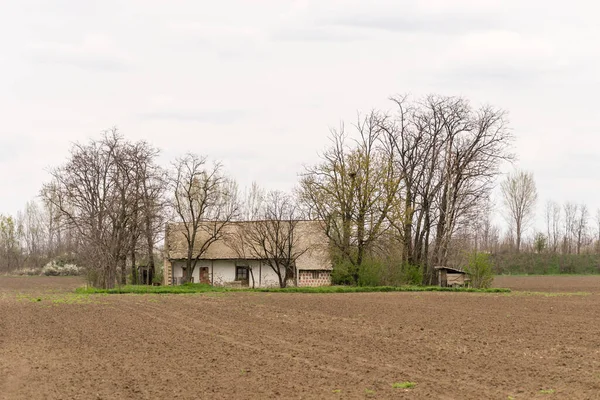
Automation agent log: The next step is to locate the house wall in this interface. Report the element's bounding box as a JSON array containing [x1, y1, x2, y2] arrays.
[[164, 258, 173, 286], [171, 260, 286, 288], [298, 270, 331, 287]]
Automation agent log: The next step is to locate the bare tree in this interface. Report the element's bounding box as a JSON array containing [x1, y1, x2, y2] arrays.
[[501, 170, 537, 253], [42, 129, 164, 288], [240, 182, 264, 221], [574, 204, 589, 255], [235, 190, 309, 288], [382, 95, 512, 274], [545, 200, 561, 253], [563, 202, 578, 254], [131, 141, 166, 284], [168, 153, 239, 284]]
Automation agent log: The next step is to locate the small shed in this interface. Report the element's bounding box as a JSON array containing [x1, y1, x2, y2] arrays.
[[434, 266, 471, 288]]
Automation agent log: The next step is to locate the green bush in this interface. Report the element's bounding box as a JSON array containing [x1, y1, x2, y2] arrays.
[[331, 258, 423, 287], [331, 260, 355, 285], [401, 264, 423, 286], [357, 259, 384, 287], [465, 252, 494, 288]]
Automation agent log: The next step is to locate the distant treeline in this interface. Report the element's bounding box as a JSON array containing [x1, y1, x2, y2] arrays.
[[492, 253, 600, 275]]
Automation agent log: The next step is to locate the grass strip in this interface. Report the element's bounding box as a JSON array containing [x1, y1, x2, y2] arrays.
[[76, 283, 510, 295]]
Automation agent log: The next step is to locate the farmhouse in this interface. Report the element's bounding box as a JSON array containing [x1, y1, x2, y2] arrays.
[[163, 220, 332, 287], [434, 266, 471, 287]]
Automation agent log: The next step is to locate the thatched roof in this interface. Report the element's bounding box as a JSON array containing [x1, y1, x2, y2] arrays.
[[165, 220, 332, 271]]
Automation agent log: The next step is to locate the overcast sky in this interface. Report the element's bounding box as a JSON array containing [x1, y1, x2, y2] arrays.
[[1, 0, 599, 234]]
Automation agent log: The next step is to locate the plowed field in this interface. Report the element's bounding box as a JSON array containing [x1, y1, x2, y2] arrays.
[[1, 276, 600, 399]]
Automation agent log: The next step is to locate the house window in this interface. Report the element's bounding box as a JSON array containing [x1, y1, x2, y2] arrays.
[[310, 271, 320, 279], [236, 266, 249, 281]]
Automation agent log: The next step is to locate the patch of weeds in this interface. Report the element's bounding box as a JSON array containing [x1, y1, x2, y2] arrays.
[[332, 389, 341, 394], [392, 382, 416, 389], [364, 388, 376, 396], [507, 396, 515, 400], [539, 388, 555, 394]]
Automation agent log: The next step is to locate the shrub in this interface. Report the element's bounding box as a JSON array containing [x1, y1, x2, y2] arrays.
[[465, 252, 494, 288], [331, 260, 356, 285], [357, 259, 384, 287], [41, 261, 82, 276], [152, 264, 164, 285], [15, 268, 40, 276], [401, 264, 423, 286], [331, 258, 423, 287]]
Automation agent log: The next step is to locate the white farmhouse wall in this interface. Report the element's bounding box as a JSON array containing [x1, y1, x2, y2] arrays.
[[171, 260, 287, 288]]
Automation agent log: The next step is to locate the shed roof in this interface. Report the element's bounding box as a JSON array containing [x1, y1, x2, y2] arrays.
[[165, 220, 332, 271], [433, 266, 468, 274]]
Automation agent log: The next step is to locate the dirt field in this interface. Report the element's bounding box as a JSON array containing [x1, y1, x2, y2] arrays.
[[1, 276, 600, 399]]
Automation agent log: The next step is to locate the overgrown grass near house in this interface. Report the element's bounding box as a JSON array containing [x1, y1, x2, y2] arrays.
[[76, 283, 510, 295]]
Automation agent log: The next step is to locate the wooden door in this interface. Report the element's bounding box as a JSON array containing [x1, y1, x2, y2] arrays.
[[199, 267, 210, 284]]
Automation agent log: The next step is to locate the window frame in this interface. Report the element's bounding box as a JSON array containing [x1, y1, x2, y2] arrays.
[[235, 266, 249, 281]]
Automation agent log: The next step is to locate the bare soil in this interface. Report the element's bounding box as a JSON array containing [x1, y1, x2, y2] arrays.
[[1, 276, 600, 399]]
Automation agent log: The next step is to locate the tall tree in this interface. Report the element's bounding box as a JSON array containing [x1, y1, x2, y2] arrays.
[[574, 204, 589, 255], [299, 112, 400, 284], [501, 170, 537, 253], [563, 202, 578, 254], [545, 200, 561, 253], [234, 190, 309, 288], [168, 153, 239, 284], [42, 129, 163, 288], [381, 95, 511, 280]]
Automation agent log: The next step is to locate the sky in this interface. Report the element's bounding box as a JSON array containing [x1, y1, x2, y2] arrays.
[[1, 0, 599, 234]]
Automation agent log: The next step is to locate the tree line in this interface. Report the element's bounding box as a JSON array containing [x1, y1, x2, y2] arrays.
[[9, 93, 590, 287]]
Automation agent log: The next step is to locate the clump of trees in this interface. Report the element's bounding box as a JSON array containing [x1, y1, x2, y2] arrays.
[[41, 130, 165, 288], [300, 95, 513, 284], [10, 92, 598, 287]]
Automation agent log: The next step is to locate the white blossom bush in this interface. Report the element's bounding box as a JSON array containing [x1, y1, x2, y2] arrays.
[[41, 261, 82, 276]]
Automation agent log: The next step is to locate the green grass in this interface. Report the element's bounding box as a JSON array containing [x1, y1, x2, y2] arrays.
[[75, 283, 510, 295], [392, 382, 416, 389], [539, 388, 555, 394]]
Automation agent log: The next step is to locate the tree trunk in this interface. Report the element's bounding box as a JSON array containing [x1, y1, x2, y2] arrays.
[[402, 193, 414, 265], [131, 247, 137, 285], [145, 213, 155, 285], [516, 221, 522, 253]]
